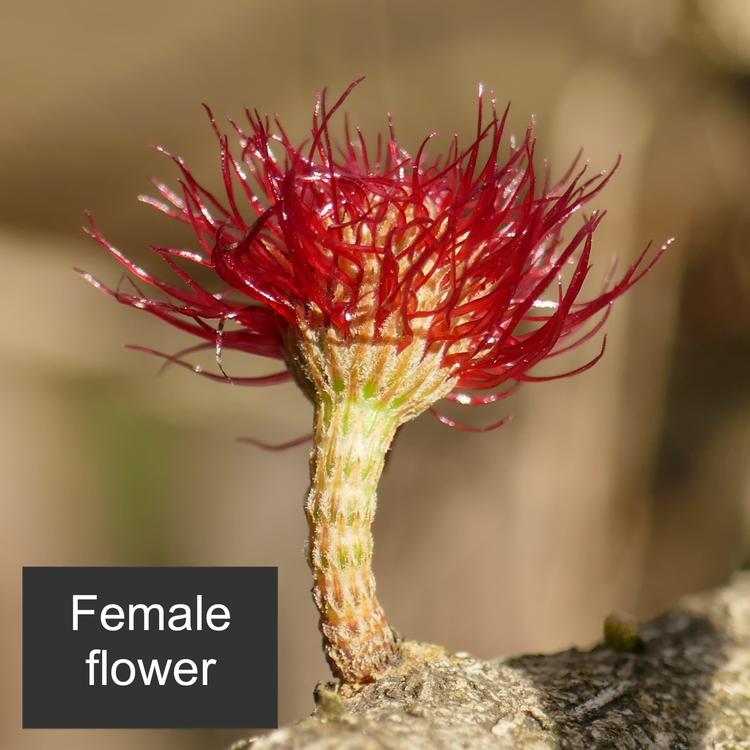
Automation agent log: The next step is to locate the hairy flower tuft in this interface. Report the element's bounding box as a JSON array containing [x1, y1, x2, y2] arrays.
[[84, 79, 665, 424]]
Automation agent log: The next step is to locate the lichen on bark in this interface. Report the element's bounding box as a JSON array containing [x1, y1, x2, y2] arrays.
[[246, 572, 750, 749]]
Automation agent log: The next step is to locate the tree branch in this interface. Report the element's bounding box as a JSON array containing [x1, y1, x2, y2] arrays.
[[249, 573, 750, 749]]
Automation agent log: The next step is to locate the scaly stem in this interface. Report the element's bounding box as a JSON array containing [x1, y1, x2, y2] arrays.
[[306, 396, 398, 683]]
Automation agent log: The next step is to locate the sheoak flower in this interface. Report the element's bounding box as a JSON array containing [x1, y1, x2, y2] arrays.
[[83, 80, 664, 684]]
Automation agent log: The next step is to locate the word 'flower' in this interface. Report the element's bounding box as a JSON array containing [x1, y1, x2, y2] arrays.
[[84, 80, 665, 683]]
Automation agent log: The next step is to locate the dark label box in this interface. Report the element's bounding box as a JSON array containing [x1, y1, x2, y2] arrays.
[[23, 567, 277, 728]]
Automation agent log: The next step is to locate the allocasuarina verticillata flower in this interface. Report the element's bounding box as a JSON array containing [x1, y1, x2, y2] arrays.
[[83, 79, 666, 684]]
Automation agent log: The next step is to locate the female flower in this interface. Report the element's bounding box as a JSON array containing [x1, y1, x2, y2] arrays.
[[84, 80, 664, 684]]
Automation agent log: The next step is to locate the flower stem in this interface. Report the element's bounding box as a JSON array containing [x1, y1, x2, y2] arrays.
[[305, 396, 398, 683]]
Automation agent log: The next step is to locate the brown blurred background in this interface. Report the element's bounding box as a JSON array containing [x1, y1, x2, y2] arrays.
[[2, 1, 749, 748]]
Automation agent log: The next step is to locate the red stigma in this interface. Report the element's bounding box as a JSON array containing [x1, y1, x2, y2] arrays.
[[84, 81, 667, 426]]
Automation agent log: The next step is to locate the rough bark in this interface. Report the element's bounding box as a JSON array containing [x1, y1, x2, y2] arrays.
[[246, 573, 750, 749]]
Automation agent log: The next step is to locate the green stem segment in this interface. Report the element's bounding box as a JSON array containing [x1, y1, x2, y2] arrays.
[[305, 397, 398, 683]]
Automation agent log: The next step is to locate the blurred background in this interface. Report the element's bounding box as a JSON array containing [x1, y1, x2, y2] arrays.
[[2, 1, 749, 748]]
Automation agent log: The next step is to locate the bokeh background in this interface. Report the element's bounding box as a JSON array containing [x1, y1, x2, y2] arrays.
[[3, 1, 749, 748]]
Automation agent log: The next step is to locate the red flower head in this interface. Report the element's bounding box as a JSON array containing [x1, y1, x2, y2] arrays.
[[84, 79, 663, 430], [84, 80, 667, 684]]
